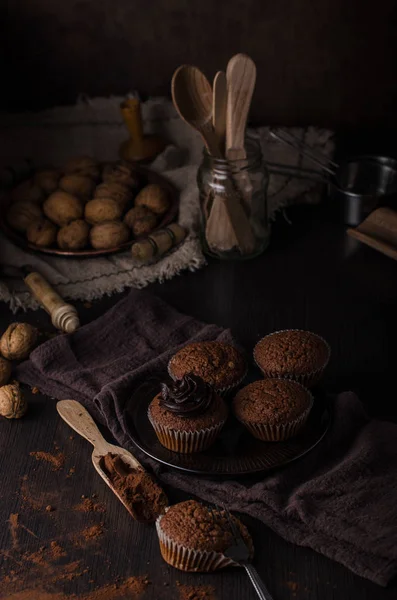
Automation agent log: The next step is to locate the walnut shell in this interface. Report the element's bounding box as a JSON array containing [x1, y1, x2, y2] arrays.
[[43, 191, 83, 226], [124, 206, 153, 229], [34, 169, 61, 195], [102, 164, 140, 189], [26, 219, 57, 247], [132, 214, 158, 236], [57, 219, 90, 250], [90, 221, 130, 250], [0, 382, 27, 419], [85, 198, 123, 225], [94, 182, 131, 212], [7, 201, 43, 233], [134, 184, 170, 215], [0, 357, 12, 387], [0, 323, 38, 361], [63, 156, 99, 180], [11, 180, 43, 205], [59, 174, 95, 201]]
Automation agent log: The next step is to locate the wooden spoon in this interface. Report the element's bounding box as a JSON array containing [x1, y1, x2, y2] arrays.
[[56, 400, 145, 519], [171, 65, 221, 157], [213, 71, 227, 154]]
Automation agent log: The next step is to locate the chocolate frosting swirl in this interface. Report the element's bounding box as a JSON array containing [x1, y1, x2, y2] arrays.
[[160, 374, 214, 417]]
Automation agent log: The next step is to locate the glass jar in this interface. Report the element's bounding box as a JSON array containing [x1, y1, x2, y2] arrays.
[[197, 137, 270, 260]]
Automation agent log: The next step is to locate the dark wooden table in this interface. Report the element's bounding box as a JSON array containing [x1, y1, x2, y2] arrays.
[[1, 205, 397, 600]]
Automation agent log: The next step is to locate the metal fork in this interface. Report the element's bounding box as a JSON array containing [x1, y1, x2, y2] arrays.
[[210, 504, 274, 600]]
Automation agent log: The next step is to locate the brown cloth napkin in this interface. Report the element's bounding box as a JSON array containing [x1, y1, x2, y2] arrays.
[[16, 290, 397, 586]]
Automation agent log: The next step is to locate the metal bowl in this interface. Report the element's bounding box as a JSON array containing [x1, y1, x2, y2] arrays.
[[329, 155, 397, 226]]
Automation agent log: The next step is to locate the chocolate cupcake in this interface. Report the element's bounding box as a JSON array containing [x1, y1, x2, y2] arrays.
[[253, 329, 330, 387], [233, 378, 313, 441], [148, 374, 228, 453], [168, 341, 246, 393], [156, 500, 253, 572]]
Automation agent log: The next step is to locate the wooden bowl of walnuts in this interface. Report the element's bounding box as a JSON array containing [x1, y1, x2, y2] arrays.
[[0, 157, 178, 257]]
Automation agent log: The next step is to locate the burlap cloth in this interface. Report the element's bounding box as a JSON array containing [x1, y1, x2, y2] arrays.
[[0, 95, 334, 311]]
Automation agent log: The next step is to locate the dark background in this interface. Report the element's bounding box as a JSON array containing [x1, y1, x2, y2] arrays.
[[1, 0, 397, 131]]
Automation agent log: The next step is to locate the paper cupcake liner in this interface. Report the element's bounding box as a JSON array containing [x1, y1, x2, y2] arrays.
[[148, 408, 225, 453], [236, 391, 314, 442], [167, 361, 247, 398], [156, 514, 238, 572], [253, 329, 331, 388]]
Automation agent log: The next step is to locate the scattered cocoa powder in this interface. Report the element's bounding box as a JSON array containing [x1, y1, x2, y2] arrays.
[[75, 498, 105, 513], [49, 542, 66, 560], [1, 575, 150, 600], [81, 524, 104, 541], [178, 584, 218, 600], [30, 451, 65, 471], [20, 475, 60, 511], [101, 453, 168, 523], [8, 513, 19, 549]]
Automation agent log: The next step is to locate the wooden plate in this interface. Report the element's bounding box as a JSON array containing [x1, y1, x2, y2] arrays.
[[0, 166, 179, 258], [124, 377, 331, 477]]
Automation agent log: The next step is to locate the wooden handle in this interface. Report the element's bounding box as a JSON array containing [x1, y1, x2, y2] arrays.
[[57, 400, 110, 454], [131, 223, 187, 261], [24, 272, 79, 333], [120, 98, 144, 148], [213, 71, 227, 154]]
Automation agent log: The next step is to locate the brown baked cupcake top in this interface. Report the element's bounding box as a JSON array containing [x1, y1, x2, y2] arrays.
[[233, 379, 312, 425], [254, 330, 329, 376], [169, 342, 246, 390], [149, 389, 228, 432], [159, 500, 253, 554]]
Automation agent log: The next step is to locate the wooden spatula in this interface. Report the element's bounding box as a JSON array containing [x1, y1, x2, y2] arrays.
[[57, 400, 146, 519], [226, 53, 256, 213]]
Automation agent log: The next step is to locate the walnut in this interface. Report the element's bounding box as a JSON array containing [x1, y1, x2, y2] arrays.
[[0, 357, 12, 386], [124, 206, 153, 229], [134, 184, 170, 215], [102, 163, 140, 189], [34, 169, 61, 195], [63, 156, 100, 179], [0, 382, 27, 419], [132, 214, 158, 236], [94, 182, 131, 212], [57, 219, 90, 250], [85, 198, 123, 225], [59, 174, 95, 201], [43, 191, 83, 226], [11, 180, 43, 205], [26, 219, 57, 247], [7, 201, 43, 233], [90, 221, 130, 249], [0, 323, 38, 361]]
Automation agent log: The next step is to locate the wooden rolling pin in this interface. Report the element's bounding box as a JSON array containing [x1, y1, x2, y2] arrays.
[[23, 270, 80, 333]]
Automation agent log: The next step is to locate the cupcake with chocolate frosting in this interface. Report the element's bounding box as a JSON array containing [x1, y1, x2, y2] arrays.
[[148, 374, 228, 453]]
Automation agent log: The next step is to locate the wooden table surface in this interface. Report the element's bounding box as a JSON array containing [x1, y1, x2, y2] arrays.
[[1, 205, 397, 600]]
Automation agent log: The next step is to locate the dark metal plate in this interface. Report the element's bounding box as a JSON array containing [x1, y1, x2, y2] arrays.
[[125, 378, 331, 477], [0, 166, 178, 258]]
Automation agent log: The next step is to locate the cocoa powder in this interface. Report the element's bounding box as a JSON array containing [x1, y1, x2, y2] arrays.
[[178, 584, 217, 600], [75, 499, 105, 513], [30, 451, 65, 471], [81, 525, 104, 541], [101, 453, 168, 523]]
